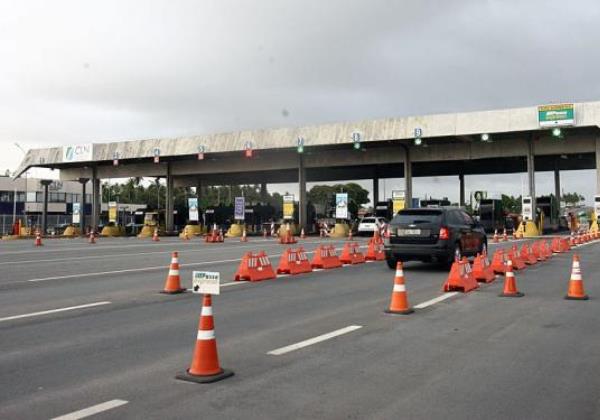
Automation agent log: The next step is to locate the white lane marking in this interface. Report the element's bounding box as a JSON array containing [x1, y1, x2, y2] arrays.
[[0, 301, 111, 323], [26, 259, 242, 282], [0, 238, 345, 259], [414, 292, 459, 309], [267, 325, 363, 356], [0, 241, 356, 265], [50, 399, 128, 420], [24, 244, 371, 283]]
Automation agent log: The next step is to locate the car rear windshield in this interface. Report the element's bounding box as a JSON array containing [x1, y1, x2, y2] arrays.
[[361, 218, 376, 223], [392, 210, 442, 225]]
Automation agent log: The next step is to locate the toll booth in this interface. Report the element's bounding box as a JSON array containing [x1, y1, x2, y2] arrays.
[[537, 195, 559, 231], [374, 200, 393, 220], [478, 199, 504, 232]]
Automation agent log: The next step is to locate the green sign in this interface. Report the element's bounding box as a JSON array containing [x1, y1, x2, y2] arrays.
[[538, 103, 574, 127]]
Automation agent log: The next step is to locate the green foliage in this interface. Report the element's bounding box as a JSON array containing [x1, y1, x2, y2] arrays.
[[501, 194, 522, 214], [307, 182, 370, 217], [562, 192, 584, 205]]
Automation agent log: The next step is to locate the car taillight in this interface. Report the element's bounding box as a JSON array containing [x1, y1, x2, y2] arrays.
[[439, 227, 450, 240]]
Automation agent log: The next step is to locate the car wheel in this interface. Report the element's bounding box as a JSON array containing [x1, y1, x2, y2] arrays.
[[386, 257, 398, 269]]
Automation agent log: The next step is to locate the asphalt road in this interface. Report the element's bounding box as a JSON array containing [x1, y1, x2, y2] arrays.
[[0, 234, 599, 419]]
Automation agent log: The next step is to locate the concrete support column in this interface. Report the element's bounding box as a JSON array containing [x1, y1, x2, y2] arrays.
[[298, 155, 307, 229], [260, 183, 268, 203], [91, 167, 100, 232], [79, 178, 88, 234], [196, 179, 203, 204], [373, 175, 379, 204], [596, 136, 600, 195], [166, 163, 174, 233], [526, 135, 536, 209], [459, 173, 465, 207], [41, 180, 52, 235], [554, 160, 561, 212], [402, 145, 413, 208]]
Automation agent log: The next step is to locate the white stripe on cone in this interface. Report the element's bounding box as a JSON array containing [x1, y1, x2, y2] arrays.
[[393, 284, 406, 292], [168, 269, 179, 276], [395, 270, 404, 277], [197, 330, 216, 340], [201, 306, 213, 316]]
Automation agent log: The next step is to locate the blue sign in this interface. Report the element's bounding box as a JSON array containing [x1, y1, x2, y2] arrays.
[[234, 197, 245, 221]]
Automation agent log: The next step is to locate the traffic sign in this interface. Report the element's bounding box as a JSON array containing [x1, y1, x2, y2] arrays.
[[192, 271, 220, 295]]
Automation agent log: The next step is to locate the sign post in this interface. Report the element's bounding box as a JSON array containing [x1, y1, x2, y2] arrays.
[[283, 195, 295, 220], [108, 201, 118, 224], [192, 271, 220, 295], [392, 190, 406, 215], [335, 193, 349, 220], [72, 202, 81, 224], [188, 198, 199, 222], [234, 197, 245, 222]]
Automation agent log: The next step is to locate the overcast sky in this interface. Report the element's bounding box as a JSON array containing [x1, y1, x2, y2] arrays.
[[1, 0, 599, 203]]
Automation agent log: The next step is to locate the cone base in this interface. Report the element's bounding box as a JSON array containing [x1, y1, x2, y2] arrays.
[[565, 295, 589, 300], [499, 292, 524, 298], [176, 368, 234, 384], [160, 289, 187, 295], [384, 308, 414, 315]]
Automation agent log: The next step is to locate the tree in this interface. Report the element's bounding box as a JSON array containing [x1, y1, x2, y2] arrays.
[[501, 194, 522, 214], [562, 192, 584, 205], [307, 183, 370, 217]]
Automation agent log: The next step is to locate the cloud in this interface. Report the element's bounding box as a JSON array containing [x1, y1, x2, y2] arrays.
[[0, 0, 598, 202]]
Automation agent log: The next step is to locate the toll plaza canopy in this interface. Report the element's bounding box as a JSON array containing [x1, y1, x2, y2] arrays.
[[14, 100, 600, 232]]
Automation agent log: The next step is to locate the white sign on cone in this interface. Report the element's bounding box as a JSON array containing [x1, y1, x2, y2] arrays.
[[192, 271, 220, 295]]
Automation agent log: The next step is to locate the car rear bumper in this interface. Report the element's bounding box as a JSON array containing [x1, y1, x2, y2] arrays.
[[384, 242, 450, 261]]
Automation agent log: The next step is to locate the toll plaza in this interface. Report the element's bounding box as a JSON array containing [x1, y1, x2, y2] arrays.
[[12, 101, 600, 237]]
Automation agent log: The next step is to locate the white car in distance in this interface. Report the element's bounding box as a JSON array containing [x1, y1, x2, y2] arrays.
[[357, 217, 387, 236]]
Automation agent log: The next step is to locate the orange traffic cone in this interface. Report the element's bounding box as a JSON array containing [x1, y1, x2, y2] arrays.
[[472, 253, 495, 283], [384, 261, 414, 314], [348, 230, 353, 241], [300, 228, 306, 239], [502, 228, 508, 242], [499, 259, 524, 297], [565, 255, 589, 300], [152, 228, 160, 242], [88, 231, 96, 244], [240, 228, 248, 242], [493, 229, 499, 243], [176, 294, 234, 383], [34, 231, 43, 247], [161, 251, 186, 294]]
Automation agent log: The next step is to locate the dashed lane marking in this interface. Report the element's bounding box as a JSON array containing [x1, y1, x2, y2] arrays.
[[50, 399, 128, 420], [414, 292, 460, 309], [0, 301, 111, 323], [267, 325, 363, 356], [24, 245, 369, 283]]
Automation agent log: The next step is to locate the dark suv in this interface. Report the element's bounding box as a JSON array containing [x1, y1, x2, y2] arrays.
[[384, 207, 487, 268]]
